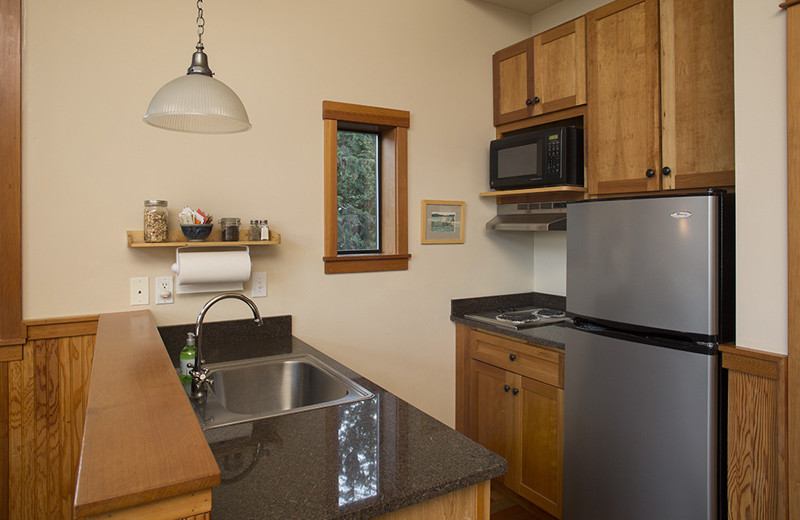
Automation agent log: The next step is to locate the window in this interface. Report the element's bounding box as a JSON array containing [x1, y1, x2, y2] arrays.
[[323, 101, 410, 274], [337, 130, 380, 254]]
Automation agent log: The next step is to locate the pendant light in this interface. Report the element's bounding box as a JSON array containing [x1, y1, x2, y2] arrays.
[[143, 0, 251, 134]]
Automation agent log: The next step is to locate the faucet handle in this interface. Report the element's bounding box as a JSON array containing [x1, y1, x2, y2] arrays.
[[190, 366, 209, 381]]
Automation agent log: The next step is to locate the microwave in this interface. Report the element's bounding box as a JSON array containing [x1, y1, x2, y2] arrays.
[[490, 126, 583, 190]]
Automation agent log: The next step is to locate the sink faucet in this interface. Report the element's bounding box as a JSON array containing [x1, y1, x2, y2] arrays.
[[190, 293, 263, 399]]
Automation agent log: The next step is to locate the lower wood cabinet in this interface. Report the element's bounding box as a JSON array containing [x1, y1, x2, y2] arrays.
[[456, 324, 564, 518]]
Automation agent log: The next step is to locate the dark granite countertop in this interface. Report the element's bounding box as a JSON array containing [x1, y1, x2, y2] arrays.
[[450, 292, 568, 350], [159, 317, 507, 520]]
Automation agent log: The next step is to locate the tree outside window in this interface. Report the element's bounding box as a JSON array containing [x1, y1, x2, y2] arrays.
[[337, 131, 380, 253]]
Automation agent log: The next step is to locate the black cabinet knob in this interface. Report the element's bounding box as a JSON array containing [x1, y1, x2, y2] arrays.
[[646, 169, 655, 178], [504, 385, 511, 392], [533, 96, 540, 104], [509, 354, 516, 361], [512, 388, 519, 395], [662, 166, 672, 176], [525, 98, 532, 106]]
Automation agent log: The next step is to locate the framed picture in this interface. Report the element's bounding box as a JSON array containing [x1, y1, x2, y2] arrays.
[[421, 200, 465, 244]]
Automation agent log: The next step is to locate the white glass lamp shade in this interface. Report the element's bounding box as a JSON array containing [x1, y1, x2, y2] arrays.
[[144, 74, 251, 134]]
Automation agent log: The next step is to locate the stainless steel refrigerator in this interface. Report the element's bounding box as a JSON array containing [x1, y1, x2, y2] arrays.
[[564, 191, 734, 520]]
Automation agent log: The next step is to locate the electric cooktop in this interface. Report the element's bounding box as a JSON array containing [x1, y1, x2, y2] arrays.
[[463, 307, 569, 331]]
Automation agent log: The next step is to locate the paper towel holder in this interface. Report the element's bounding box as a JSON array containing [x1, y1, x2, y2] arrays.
[[171, 245, 252, 294]]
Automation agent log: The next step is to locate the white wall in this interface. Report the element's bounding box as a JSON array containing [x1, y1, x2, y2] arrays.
[[732, 1, 787, 355], [527, 0, 789, 355], [530, 0, 607, 33], [533, 232, 566, 296], [21, 0, 535, 425]]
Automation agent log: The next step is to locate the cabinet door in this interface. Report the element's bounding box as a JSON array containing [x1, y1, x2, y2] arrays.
[[513, 375, 564, 518], [587, 0, 661, 195], [660, 0, 735, 190], [533, 17, 586, 116], [493, 38, 535, 126], [469, 360, 514, 486]]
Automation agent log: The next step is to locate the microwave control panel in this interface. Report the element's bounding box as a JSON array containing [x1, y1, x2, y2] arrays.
[[545, 134, 562, 178]]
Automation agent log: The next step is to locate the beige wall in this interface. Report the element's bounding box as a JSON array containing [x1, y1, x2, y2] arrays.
[[21, 0, 535, 425], [527, 0, 789, 355], [732, 1, 787, 355]]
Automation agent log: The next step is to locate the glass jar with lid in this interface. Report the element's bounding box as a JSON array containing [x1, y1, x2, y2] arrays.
[[219, 217, 240, 242], [143, 200, 168, 243]]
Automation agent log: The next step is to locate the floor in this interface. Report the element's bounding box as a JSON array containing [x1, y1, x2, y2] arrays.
[[489, 483, 558, 520]]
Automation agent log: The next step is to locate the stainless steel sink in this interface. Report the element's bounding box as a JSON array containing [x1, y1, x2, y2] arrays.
[[190, 353, 373, 430]]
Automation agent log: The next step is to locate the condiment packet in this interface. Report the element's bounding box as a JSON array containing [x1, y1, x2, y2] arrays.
[[178, 206, 213, 225]]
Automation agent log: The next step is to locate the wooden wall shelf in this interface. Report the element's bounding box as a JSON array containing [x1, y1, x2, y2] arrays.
[[127, 230, 282, 248], [480, 186, 587, 204]]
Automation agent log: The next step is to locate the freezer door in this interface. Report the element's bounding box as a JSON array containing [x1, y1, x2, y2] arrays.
[[567, 194, 719, 336], [564, 327, 717, 520]]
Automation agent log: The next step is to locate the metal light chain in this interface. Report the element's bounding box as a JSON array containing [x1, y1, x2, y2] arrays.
[[196, 0, 205, 47]]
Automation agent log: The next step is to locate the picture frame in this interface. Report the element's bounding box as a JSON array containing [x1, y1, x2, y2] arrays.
[[421, 200, 465, 244]]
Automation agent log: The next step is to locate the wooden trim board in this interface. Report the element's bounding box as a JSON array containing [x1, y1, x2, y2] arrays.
[[786, 3, 800, 518], [0, 0, 23, 344]]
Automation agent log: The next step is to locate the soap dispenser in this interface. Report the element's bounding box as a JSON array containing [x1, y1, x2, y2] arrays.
[[179, 332, 196, 383]]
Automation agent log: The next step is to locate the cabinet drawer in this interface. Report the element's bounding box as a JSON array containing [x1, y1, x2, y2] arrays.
[[471, 330, 563, 388]]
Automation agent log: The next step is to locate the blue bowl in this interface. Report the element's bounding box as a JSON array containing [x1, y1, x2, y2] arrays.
[[180, 224, 213, 241]]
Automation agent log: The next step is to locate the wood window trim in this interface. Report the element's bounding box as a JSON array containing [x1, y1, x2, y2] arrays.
[[0, 0, 23, 346], [322, 101, 410, 274], [785, 1, 800, 515]]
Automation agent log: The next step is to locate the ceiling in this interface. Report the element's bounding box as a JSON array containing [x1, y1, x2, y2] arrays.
[[480, 0, 562, 15]]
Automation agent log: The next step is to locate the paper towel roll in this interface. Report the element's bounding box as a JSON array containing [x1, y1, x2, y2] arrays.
[[172, 249, 252, 285]]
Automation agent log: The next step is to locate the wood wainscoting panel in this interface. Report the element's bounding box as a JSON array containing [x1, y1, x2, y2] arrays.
[[375, 482, 489, 520], [0, 363, 8, 518], [721, 345, 787, 520], [5, 317, 97, 520]]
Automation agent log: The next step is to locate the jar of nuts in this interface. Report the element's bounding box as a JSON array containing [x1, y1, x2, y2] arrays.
[[144, 200, 169, 242]]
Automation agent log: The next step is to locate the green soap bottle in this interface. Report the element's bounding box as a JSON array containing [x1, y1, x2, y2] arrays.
[[179, 332, 196, 383]]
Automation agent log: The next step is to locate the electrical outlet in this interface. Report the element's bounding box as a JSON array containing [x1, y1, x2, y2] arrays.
[[130, 277, 149, 305], [155, 276, 173, 304], [252, 272, 267, 298]]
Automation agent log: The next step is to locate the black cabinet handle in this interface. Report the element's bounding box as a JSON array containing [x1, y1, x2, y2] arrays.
[[662, 166, 672, 176], [646, 169, 655, 178], [533, 96, 540, 104], [509, 354, 516, 361], [504, 385, 511, 392], [525, 98, 532, 106], [512, 388, 519, 396]]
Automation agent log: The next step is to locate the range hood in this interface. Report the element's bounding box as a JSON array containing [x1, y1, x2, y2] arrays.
[[486, 202, 567, 231]]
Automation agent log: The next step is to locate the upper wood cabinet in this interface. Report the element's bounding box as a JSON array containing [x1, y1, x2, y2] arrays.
[[587, 0, 735, 195], [587, 0, 661, 195], [493, 18, 587, 126], [532, 17, 587, 117], [493, 38, 534, 126]]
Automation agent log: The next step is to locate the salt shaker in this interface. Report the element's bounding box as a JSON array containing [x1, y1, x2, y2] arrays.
[[259, 220, 270, 241]]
